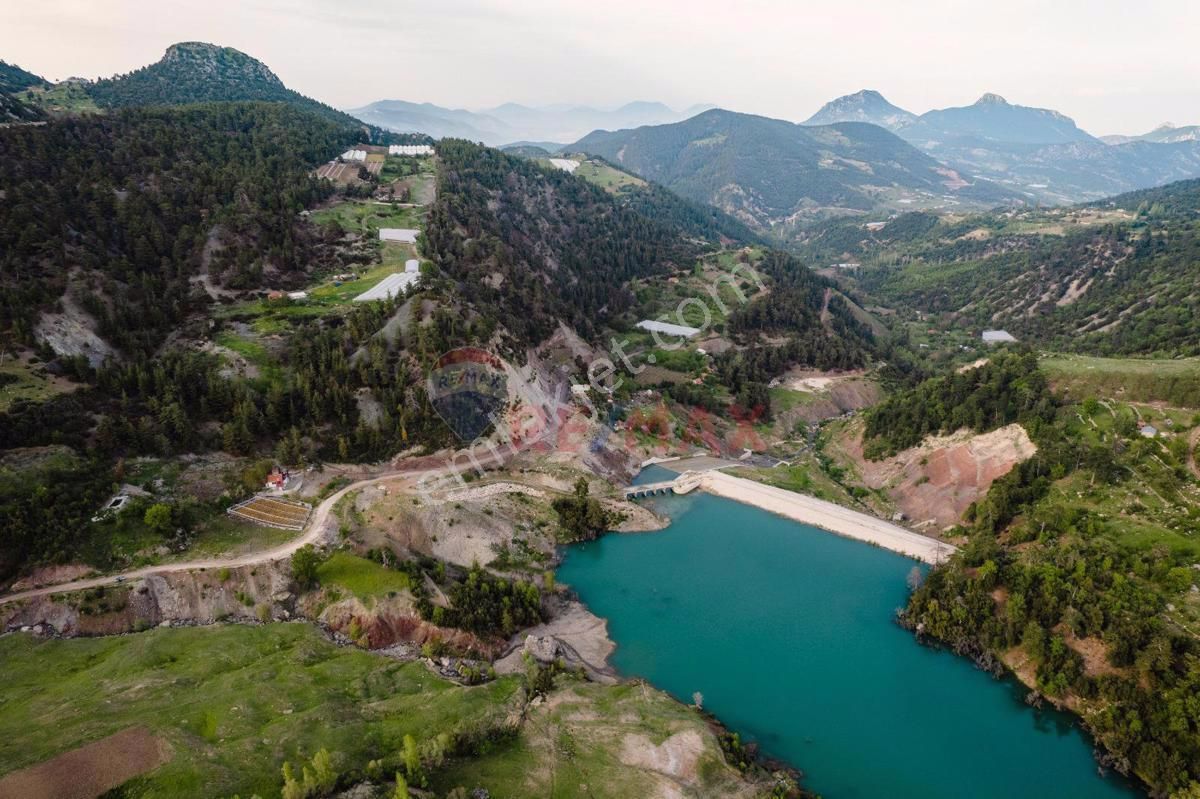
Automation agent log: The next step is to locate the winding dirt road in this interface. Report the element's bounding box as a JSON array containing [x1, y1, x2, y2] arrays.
[[0, 450, 504, 607]]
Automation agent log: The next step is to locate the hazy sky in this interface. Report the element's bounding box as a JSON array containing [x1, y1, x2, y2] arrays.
[[3, 0, 1197, 135]]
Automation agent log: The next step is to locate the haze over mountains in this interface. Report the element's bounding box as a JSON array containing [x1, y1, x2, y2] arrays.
[[8, 40, 1200, 225], [345, 99, 711, 147], [84, 42, 390, 137], [804, 89, 1200, 203]]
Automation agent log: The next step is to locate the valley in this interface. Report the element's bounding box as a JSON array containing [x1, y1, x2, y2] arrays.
[[2, 21, 1200, 799]]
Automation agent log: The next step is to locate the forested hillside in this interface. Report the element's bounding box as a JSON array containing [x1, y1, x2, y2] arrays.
[[424, 140, 720, 346], [605, 176, 762, 245], [85, 42, 407, 143], [806, 180, 1200, 356], [0, 59, 46, 122], [888, 356, 1200, 794], [862, 352, 1055, 458], [721, 250, 874, 375], [0, 102, 365, 354]]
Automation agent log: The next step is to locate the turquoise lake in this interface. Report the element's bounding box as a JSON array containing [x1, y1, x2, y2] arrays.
[[557, 488, 1141, 799]]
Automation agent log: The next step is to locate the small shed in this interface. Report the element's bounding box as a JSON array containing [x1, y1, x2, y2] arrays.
[[265, 467, 289, 489]]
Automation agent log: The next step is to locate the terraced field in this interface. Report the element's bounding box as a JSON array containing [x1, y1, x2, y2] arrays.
[[228, 496, 310, 530]]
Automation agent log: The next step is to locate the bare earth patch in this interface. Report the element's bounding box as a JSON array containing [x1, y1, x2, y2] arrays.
[[1062, 629, 1125, 679], [495, 600, 617, 681], [8, 563, 94, 593], [845, 422, 1037, 530], [619, 729, 705, 785], [0, 726, 170, 799]]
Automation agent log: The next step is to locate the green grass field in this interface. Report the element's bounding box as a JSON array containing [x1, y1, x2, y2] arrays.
[[0, 358, 77, 412], [214, 329, 286, 386], [307, 262, 404, 305], [316, 552, 411, 601], [310, 201, 425, 236], [769, 386, 819, 413], [570, 158, 646, 193], [0, 624, 519, 799], [215, 261, 409, 332], [19, 83, 100, 114], [1042, 353, 1200, 408], [180, 515, 298, 560]]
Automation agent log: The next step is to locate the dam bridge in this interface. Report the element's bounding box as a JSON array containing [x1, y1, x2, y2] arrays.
[[622, 471, 704, 499]]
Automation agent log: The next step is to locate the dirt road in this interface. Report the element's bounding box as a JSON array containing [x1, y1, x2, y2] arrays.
[[0, 449, 506, 606]]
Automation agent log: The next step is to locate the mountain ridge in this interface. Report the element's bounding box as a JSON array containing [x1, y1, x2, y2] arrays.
[[83, 42, 397, 141], [1102, 123, 1200, 145], [804, 89, 1200, 202], [803, 89, 917, 130], [571, 107, 1021, 228]]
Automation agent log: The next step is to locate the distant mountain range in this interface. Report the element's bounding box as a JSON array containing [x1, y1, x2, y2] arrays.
[[11, 42, 1200, 218], [804, 90, 1200, 203], [344, 99, 711, 146], [571, 108, 1020, 229], [899, 92, 1094, 146], [1101, 123, 1200, 145], [804, 89, 917, 130]]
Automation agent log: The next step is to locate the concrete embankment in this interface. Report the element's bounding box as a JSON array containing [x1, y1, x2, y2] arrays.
[[700, 471, 956, 565]]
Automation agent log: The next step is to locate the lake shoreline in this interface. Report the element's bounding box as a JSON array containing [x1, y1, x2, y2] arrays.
[[558, 492, 1142, 798]]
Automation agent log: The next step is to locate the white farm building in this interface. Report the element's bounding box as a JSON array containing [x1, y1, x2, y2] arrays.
[[549, 158, 581, 173], [340, 149, 368, 162], [636, 320, 701, 338], [379, 228, 419, 243], [389, 145, 434, 156], [982, 329, 1018, 344]]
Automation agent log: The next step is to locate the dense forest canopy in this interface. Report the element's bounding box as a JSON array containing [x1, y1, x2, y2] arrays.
[[424, 140, 710, 347], [863, 351, 1055, 458], [0, 102, 363, 353]]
